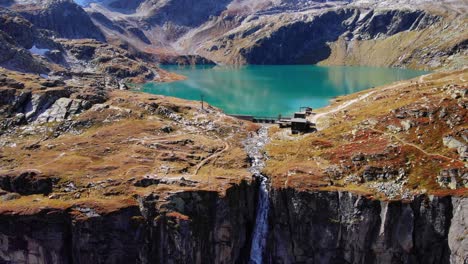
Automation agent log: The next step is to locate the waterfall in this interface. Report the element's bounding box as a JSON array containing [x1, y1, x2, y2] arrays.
[[243, 127, 270, 264], [249, 174, 270, 264]]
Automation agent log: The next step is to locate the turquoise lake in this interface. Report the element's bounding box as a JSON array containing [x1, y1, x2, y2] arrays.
[[141, 65, 428, 117]]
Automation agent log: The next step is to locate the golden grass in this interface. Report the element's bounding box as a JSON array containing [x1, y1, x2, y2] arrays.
[[265, 69, 468, 197]]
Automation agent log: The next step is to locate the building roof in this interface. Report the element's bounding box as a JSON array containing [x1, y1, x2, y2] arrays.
[[291, 118, 308, 124]]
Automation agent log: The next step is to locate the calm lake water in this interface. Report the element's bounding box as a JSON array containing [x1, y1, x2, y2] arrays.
[[141, 65, 428, 117]]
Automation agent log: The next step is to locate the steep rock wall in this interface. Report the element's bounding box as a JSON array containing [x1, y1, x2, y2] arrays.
[[238, 8, 441, 65], [0, 182, 465, 264], [0, 181, 258, 264], [268, 189, 466, 264]]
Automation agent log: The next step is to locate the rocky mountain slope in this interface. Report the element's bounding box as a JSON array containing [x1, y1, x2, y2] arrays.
[[2, 0, 465, 69], [0, 3, 178, 82], [58, 0, 466, 70], [11, 0, 105, 41]]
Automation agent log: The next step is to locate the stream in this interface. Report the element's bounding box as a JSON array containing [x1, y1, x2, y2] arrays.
[[243, 126, 270, 264]]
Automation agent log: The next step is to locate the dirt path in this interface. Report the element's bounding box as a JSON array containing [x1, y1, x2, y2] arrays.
[[310, 81, 413, 129], [193, 139, 230, 176], [37, 152, 66, 168], [310, 91, 376, 125], [370, 128, 456, 162], [419, 74, 427, 83]]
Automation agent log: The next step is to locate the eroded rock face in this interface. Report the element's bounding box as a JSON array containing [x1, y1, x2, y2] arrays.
[[267, 189, 464, 264], [35, 97, 91, 123], [0, 181, 258, 264], [229, 8, 440, 65], [15, 0, 105, 41], [0, 181, 466, 264], [449, 198, 468, 264]]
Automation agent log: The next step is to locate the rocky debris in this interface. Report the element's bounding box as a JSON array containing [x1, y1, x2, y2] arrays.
[[0, 113, 26, 130], [368, 181, 409, 199], [343, 173, 362, 184], [0, 170, 54, 195], [362, 166, 403, 182], [443, 135, 468, 161], [437, 169, 468, 189], [325, 165, 344, 180], [449, 87, 467, 100], [72, 206, 101, 218], [400, 119, 413, 131], [243, 126, 269, 175], [156, 105, 183, 122], [351, 153, 366, 166], [134, 176, 198, 188], [0, 192, 21, 201]]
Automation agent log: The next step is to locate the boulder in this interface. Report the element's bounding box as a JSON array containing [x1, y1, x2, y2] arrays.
[[0, 170, 54, 195], [437, 168, 466, 189], [443, 136, 467, 161], [35, 97, 89, 123]]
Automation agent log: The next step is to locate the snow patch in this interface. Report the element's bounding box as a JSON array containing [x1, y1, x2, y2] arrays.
[[29, 45, 50, 56]]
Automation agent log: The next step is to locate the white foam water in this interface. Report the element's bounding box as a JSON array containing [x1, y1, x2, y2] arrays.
[[244, 127, 270, 264], [249, 173, 270, 264]]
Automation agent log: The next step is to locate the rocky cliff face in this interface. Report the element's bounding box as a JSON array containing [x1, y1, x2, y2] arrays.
[[0, 183, 465, 264], [12, 0, 105, 41], [268, 189, 461, 264], [0, 181, 258, 264], [0, 8, 56, 73], [197, 7, 466, 69]]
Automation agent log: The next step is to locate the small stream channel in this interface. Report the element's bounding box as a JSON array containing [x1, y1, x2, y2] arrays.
[[243, 126, 270, 264]]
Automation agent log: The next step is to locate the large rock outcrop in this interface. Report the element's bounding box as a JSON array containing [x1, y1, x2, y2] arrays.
[[14, 0, 105, 41], [0, 8, 54, 73]]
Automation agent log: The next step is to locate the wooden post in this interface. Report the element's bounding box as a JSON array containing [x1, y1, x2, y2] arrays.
[[201, 94, 204, 110]]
